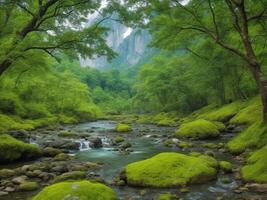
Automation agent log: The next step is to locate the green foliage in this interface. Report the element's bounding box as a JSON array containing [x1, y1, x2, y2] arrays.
[[175, 119, 224, 139], [32, 181, 118, 200], [0, 134, 41, 163], [227, 122, 267, 154], [241, 145, 267, 183], [116, 123, 132, 133], [125, 152, 218, 187]]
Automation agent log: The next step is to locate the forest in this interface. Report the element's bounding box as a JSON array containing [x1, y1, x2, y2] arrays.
[[0, 0, 266, 200]]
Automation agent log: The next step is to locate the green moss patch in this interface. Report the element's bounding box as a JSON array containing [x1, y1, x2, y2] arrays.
[[219, 161, 232, 173], [116, 123, 132, 132], [227, 122, 267, 154], [199, 102, 243, 122], [230, 97, 262, 125], [32, 180, 118, 200], [124, 152, 218, 187], [0, 134, 41, 163], [241, 145, 267, 183], [175, 119, 224, 139]]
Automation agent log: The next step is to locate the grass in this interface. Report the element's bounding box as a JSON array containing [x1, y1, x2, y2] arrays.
[[0, 134, 41, 163], [241, 145, 267, 183], [125, 152, 218, 187], [32, 181, 118, 200], [175, 119, 224, 139]]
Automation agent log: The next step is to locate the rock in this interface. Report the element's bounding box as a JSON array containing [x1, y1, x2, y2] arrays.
[[219, 161, 233, 173], [0, 169, 15, 178], [54, 153, 70, 161], [202, 143, 218, 149], [205, 150, 216, 157], [43, 147, 62, 157], [4, 187, 15, 192], [114, 136, 125, 144], [178, 141, 193, 149], [51, 165, 68, 173], [32, 181, 118, 200], [69, 164, 87, 172], [123, 152, 218, 187], [39, 172, 55, 182], [89, 138, 103, 148], [0, 191, 8, 196], [18, 182, 39, 191], [120, 142, 132, 149], [0, 134, 41, 164], [246, 183, 267, 193], [53, 171, 86, 183], [12, 176, 27, 184]]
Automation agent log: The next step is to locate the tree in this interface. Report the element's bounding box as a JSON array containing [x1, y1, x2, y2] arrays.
[[119, 0, 267, 121], [0, 0, 116, 75]]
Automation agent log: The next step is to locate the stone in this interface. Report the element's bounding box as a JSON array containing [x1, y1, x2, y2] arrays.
[[18, 182, 39, 191], [89, 138, 103, 148], [12, 176, 27, 184], [0, 169, 15, 178], [43, 147, 62, 157]]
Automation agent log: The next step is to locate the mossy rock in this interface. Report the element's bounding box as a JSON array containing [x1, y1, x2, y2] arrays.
[[32, 180, 118, 200], [156, 119, 176, 127], [18, 181, 39, 191], [202, 143, 218, 149], [227, 122, 267, 154], [178, 141, 193, 149], [116, 123, 132, 133], [0, 134, 41, 163], [53, 171, 86, 183], [157, 193, 173, 200], [124, 152, 218, 187], [58, 131, 77, 138], [163, 139, 175, 147], [114, 136, 125, 143], [0, 169, 16, 178], [175, 119, 223, 139], [219, 161, 232, 173], [43, 147, 62, 157], [241, 145, 267, 183]]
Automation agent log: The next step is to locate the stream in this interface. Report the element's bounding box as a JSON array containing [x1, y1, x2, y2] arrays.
[[0, 120, 261, 200]]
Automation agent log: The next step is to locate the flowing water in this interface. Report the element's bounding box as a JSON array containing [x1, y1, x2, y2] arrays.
[[0, 120, 260, 200]]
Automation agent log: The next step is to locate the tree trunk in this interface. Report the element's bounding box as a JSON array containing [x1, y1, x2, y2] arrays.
[[248, 62, 267, 122]]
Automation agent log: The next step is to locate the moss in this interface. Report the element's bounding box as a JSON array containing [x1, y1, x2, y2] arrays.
[[32, 180, 118, 200], [125, 152, 218, 187], [219, 161, 232, 173], [116, 123, 132, 132], [53, 171, 86, 183], [156, 119, 177, 126], [175, 119, 222, 139], [157, 193, 173, 200], [199, 102, 243, 122], [241, 145, 267, 183], [18, 182, 39, 191], [0, 134, 41, 163], [114, 136, 125, 143], [178, 141, 193, 149], [164, 139, 175, 147], [230, 97, 262, 125], [227, 122, 267, 154], [203, 143, 218, 149]]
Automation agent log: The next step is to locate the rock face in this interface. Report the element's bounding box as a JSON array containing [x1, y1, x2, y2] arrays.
[[123, 152, 218, 187], [32, 181, 118, 200], [0, 134, 41, 163]]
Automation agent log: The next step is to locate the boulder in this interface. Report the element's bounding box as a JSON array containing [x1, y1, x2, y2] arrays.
[[32, 181, 118, 200], [123, 152, 218, 187], [53, 171, 86, 183], [89, 138, 103, 148], [43, 147, 62, 157], [0, 169, 15, 178], [18, 181, 39, 191]]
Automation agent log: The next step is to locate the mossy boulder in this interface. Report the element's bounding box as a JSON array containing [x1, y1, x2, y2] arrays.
[[124, 152, 218, 187], [116, 123, 132, 133], [227, 122, 267, 154], [0, 169, 16, 178], [157, 193, 173, 200], [114, 136, 125, 143], [18, 181, 39, 191], [43, 147, 62, 157], [241, 145, 267, 183], [0, 134, 41, 163], [219, 161, 233, 173], [32, 180, 118, 200], [53, 171, 86, 183], [175, 119, 224, 139]]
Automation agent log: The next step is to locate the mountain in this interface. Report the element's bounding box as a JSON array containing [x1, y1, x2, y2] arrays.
[[80, 19, 154, 70]]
